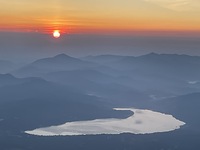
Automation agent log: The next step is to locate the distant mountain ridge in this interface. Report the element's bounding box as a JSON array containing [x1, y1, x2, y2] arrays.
[[10, 53, 200, 99], [33, 54, 83, 64], [12, 53, 98, 77], [0, 73, 47, 88], [81, 54, 126, 64], [1, 52, 200, 150]]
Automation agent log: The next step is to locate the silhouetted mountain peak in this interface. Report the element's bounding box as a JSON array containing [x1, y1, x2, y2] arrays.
[[148, 52, 159, 56], [53, 53, 73, 59], [32, 54, 80, 66], [140, 52, 160, 58], [12, 54, 97, 77]]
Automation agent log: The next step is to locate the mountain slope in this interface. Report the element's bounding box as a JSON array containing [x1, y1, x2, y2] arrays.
[[0, 76, 132, 132], [109, 53, 200, 79], [81, 55, 125, 64], [13, 54, 97, 77]]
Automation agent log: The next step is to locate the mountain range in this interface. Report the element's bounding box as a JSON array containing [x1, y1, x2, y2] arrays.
[[1, 53, 200, 150]]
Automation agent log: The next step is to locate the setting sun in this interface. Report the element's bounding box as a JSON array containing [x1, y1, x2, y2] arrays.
[[53, 30, 61, 38]]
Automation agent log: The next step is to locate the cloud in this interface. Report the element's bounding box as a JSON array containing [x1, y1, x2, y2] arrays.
[[25, 108, 185, 136], [144, 0, 200, 11]]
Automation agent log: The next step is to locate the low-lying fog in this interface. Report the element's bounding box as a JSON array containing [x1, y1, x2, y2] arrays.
[[25, 108, 185, 136]]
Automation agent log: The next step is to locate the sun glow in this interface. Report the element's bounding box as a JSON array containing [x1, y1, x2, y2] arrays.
[[53, 30, 61, 38]]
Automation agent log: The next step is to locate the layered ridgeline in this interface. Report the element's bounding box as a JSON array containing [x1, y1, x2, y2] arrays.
[[82, 53, 200, 98], [0, 74, 132, 133], [1, 53, 200, 137], [13, 54, 97, 77], [13, 53, 200, 100], [12, 54, 150, 106]]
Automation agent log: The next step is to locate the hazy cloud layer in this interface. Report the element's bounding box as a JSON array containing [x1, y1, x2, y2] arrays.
[[144, 0, 200, 11], [1, 32, 200, 63]]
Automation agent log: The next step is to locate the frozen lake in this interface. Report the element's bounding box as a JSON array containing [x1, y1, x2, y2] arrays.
[[25, 108, 185, 136]]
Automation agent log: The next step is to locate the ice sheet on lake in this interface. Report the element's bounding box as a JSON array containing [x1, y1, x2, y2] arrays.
[[25, 108, 185, 136]]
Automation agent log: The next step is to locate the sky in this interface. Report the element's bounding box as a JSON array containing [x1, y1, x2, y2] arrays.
[[1, 0, 200, 33], [0, 0, 200, 62]]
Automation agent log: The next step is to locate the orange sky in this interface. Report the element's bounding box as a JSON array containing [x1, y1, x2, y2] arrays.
[[1, 0, 200, 34]]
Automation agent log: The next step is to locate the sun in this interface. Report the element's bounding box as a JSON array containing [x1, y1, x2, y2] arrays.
[[53, 30, 61, 38]]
